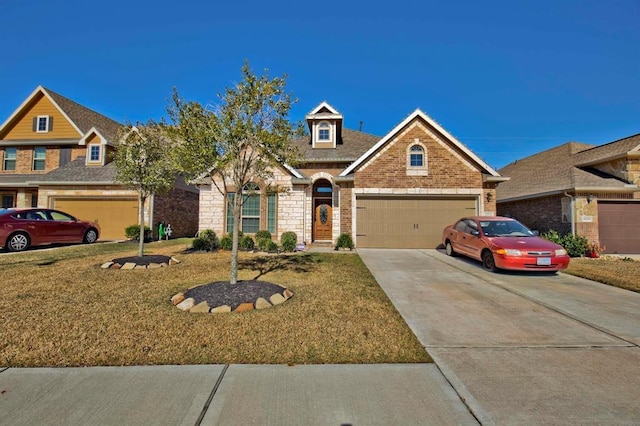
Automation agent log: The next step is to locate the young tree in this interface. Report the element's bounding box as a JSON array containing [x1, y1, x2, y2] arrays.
[[115, 121, 176, 257], [166, 62, 301, 284]]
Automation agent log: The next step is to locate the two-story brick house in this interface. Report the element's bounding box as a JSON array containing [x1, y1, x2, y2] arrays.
[[197, 102, 507, 248], [0, 86, 199, 240], [497, 134, 640, 253]]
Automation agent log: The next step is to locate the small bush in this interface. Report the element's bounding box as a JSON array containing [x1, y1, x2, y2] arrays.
[[265, 240, 279, 253], [280, 231, 297, 252], [240, 234, 255, 251], [255, 230, 272, 241], [125, 224, 151, 241], [192, 229, 219, 252], [335, 233, 354, 250], [542, 230, 589, 257], [220, 234, 233, 251]]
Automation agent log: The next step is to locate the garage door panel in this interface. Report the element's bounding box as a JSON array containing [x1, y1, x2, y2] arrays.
[[53, 198, 138, 240], [356, 197, 477, 249], [598, 202, 640, 254]]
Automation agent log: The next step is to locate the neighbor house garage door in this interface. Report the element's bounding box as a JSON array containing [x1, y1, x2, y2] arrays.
[[53, 198, 138, 240], [356, 196, 477, 248], [598, 201, 640, 254]]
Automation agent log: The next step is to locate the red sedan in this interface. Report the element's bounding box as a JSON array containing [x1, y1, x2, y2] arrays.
[[0, 208, 100, 252], [442, 216, 570, 272]]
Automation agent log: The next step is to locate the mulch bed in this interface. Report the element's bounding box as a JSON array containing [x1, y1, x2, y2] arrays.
[[111, 255, 172, 266], [185, 280, 287, 310]]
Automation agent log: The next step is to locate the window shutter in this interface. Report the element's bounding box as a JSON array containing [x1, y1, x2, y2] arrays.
[[48, 116, 53, 131], [32, 117, 37, 132]]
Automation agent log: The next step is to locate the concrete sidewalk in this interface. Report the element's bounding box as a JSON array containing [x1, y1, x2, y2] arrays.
[[0, 364, 477, 425]]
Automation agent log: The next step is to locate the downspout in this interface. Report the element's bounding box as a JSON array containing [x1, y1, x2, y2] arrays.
[[564, 192, 575, 235]]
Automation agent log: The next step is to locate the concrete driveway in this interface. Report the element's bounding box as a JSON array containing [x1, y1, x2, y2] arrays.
[[358, 249, 640, 425]]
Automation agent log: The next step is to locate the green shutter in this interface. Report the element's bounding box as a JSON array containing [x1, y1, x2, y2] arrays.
[[226, 193, 235, 234], [267, 194, 276, 233]]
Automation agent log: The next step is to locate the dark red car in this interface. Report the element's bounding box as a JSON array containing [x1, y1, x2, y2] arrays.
[[0, 208, 100, 252], [442, 216, 570, 272]]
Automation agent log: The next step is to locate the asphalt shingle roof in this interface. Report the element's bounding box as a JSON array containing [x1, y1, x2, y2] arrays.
[[45, 87, 122, 142], [291, 128, 381, 162], [29, 157, 117, 184], [497, 139, 637, 201]]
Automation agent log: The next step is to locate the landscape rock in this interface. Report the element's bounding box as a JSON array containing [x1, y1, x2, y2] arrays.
[[190, 301, 210, 313], [176, 298, 195, 311], [255, 297, 272, 309], [121, 262, 137, 270], [101, 262, 114, 269], [211, 305, 232, 314], [235, 302, 254, 313], [171, 293, 185, 305], [270, 293, 286, 305]]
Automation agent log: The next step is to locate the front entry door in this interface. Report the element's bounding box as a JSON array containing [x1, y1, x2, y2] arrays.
[[314, 199, 332, 241]]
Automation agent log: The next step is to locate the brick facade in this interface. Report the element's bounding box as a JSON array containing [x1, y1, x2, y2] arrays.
[[154, 187, 199, 238], [498, 195, 570, 235]]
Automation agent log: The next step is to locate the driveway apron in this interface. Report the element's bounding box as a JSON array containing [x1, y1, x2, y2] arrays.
[[358, 249, 640, 425]]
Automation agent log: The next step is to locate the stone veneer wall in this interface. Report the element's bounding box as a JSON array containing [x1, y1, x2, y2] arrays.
[[154, 187, 199, 237]]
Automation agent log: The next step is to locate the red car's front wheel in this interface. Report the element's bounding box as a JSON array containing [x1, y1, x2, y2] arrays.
[[482, 250, 498, 272]]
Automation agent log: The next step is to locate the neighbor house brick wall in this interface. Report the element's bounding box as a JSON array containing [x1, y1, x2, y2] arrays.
[[154, 187, 199, 238], [354, 120, 483, 189], [498, 195, 570, 234]]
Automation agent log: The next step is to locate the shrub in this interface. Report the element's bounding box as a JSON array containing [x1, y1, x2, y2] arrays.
[[255, 230, 273, 252], [335, 233, 354, 250], [192, 229, 219, 252], [125, 224, 151, 241], [280, 231, 297, 252], [255, 230, 272, 241], [265, 240, 279, 253], [542, 230, 589, 257], [240, 234, 255, 251], [220, 231, 244, 251]]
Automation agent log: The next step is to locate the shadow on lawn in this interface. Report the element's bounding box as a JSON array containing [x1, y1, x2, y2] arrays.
[[239, 253, 320, 280]]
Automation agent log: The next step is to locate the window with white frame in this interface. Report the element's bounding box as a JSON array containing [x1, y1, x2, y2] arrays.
[[406, 142, 428, 175], [33, 147, 46, 171], [3, 147, 16, 171], [89, 145, 101, 162], [317, 122, 331, 142], [36, 115, 50, 133]]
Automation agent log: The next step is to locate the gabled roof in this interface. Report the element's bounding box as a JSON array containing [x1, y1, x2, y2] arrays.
[[340, 109, 501, 177], [305, 101, 342, 118], [497, 141, 637, 201], [0, 86, 121, 143]]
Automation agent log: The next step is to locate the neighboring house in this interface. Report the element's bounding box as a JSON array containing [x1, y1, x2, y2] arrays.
[[0, 86, 199, 240], [497, 134, 640, 253], [198, 102, 507, 248]]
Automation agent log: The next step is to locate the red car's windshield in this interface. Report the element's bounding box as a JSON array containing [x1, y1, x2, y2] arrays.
[[480, 220, 535, 237]]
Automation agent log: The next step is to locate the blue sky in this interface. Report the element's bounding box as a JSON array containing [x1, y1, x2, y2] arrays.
[[1, 0, 638, 169]]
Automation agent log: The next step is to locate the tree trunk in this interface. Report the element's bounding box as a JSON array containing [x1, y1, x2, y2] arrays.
[[230, 196, 241, 285], [138, 195, 146, 258]]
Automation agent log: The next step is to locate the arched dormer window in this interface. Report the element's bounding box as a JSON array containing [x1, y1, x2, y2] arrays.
[[407, 142, 428, 176], [317, 122, 331, 142]]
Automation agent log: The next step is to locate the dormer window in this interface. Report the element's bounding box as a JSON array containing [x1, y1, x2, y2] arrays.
[[89, 145, 101, 163], [36, 115, 51, 133], [318, 122, 331, 141]]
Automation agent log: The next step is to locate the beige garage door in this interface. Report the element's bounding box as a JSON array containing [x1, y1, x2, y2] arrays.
[[356, 196, 477, 248], [598, 201, 640, 254], [53, 198, 138, 240]]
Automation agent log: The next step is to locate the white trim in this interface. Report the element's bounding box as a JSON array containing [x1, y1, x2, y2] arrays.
[[79, 127, 108, 146], [340, 109, 500, 177], [306, 101, 341, 116], [0, 86, 83, 137]]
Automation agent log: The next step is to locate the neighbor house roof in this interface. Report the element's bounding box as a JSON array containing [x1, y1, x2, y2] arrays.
[[573, 133, 640, 166], [497, 141, 638, 202], [0, 86, 122, 144], [27, 157, 117, 185]]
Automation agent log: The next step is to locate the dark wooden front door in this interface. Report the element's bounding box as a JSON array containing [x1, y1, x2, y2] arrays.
[[314, 199, 332, 241]]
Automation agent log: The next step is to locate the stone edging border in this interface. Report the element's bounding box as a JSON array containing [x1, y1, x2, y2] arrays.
[[100, 257, 181, 270], [170, 287, 294, 314]]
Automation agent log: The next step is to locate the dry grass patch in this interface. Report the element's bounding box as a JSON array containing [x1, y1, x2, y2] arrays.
[[0, 241, 430, 366], [565, 256, 640, 293]]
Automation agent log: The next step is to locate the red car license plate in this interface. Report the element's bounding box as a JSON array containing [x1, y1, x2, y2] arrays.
[[537, 257, 551, 266]]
